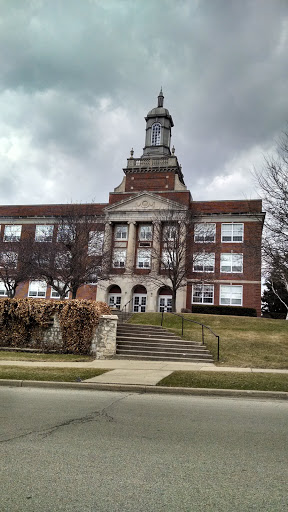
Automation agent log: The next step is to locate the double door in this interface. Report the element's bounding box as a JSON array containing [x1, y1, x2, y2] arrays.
[[159, 295, 172, 313], [133, 294, 147, 313]]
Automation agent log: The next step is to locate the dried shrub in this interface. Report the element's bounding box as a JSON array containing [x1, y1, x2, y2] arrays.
[[0, 298, 110, 353], [58, 300, 110, 354]]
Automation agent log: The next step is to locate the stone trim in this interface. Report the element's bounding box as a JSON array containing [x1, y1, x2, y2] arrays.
[[90, 315, 118, 359]]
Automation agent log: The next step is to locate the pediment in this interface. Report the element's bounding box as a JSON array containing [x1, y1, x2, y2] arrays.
[[105, 192, 187, 213]]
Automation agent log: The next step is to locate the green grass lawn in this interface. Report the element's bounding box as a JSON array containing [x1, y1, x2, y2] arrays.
[[0, 351, 93, 362], [157, 371, 288, 392], [129, 313, 288, 369], [0, 366, 108, 382]]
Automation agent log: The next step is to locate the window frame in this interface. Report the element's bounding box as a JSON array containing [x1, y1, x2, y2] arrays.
[[139, 225, 152, 241], [220, 253, 243, 273], [28, 280, 47, 298], [112, 248, 126, 268], [194, 223, 216, 243], [151, 123, 161, 146], [114, 225, 128, 241], [0, 280, 8, 297], [3, 225, 22, 242], [220, 285, 243, 306], [193, 252, 215, 273], [221, 223, 244, 243], [35, 225, 54, 242], [136, 249, 151, 269], [88, 230, 104, 256], [192, 284, 214, 304]]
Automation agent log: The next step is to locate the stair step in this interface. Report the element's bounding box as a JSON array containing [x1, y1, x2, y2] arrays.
[[117, 330, 179, 338], [116, 336, 201, 345], [116, 348, 213, 358], [117, 344, 210, 354], [116, 354, 214, 363]]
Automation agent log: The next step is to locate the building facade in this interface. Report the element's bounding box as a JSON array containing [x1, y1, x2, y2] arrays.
[[0, 90, 264, 315]]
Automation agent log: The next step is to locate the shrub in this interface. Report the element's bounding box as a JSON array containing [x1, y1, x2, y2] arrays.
[[0, 298, 110, 353], [191, 304, 257, 317]]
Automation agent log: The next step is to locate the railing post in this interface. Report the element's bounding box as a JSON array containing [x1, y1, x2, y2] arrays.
[[181, 316, 184, 336], [202, 325, 204, 345], [217, 336, 220, 361], [161, 311, 164, 326]]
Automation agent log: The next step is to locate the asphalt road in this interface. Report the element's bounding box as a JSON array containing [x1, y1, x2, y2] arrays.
[[1, 387, 287, 512]]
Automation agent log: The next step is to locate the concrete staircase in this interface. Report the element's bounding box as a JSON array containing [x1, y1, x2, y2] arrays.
[[116, 323, 214, 363]]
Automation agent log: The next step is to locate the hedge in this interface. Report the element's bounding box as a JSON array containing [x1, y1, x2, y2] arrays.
[[190, 304, 257, 317], [0, 298, 111, 354]]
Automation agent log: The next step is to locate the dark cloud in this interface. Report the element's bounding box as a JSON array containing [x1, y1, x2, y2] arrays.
[[0, 0, 287, 204]]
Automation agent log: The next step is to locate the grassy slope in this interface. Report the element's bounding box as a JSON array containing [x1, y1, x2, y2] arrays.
[[129, 313, 288, 369], [0, 367, 108, 382], [0, 351, 93, 362]]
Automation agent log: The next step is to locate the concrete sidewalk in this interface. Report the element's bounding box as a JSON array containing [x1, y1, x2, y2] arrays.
[[1, 358, 288, 386]]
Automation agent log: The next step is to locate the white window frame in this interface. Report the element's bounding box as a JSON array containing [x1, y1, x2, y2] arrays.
[[220, 285, 243, 306], [161, 249, 176, 269], [193, 253, 215, 272], [28, 280, 47, 298], [221, 223, 244, 242], [137, 249, 151, 268], [163, 224, 178, 241], [112, 249, 126, 268], [151, 123, 161, 146], [0, 280, 8, 297], [220, 253, 243, 273], [3, 225, 22, 242], [192, 284, 214, 304], [194, 223, 216, 243], [35, 225, 54, 242], [50, 285, 70, 299], [0, 251, 18, 269], [115, 225, 128, 240], [139, 225, 152, 241], [57, 224, 75, 242], [88, 230, 104, 256]]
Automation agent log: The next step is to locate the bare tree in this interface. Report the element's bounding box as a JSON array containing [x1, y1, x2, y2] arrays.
[[0, 240, 34, 298], [32, 205, 106, 299], [256, 132, 288, 318], [148, 209, 216, 311]]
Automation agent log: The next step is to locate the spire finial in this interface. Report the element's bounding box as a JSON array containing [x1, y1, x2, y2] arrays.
[[158, 87, 164, 107]]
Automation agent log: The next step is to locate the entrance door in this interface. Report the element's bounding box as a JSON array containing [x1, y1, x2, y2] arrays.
[[133, 294, 147, 313], [108, 294, 121, 309], [159, 295, 172, 313]]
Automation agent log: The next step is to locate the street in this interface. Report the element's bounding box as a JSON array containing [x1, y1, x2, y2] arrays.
[[1, 387, 287, 511]]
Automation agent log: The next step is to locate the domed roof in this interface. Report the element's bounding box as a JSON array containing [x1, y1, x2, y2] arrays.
[[147, 106, 170, 117]]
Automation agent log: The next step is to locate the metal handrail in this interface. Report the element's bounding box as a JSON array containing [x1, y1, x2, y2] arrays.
[[161, 311, 220, 361]]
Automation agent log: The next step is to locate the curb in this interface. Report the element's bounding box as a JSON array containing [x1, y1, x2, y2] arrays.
[[0, 379, 287, 400]]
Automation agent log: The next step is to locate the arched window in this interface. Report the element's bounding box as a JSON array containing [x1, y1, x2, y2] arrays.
[[151, 123, 161, 146]]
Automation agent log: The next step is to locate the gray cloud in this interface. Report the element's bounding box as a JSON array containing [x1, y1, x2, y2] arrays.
[[0, 0, 288, 205]]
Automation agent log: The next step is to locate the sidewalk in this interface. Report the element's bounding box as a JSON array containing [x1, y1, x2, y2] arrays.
[[1, 358, 288, 386]]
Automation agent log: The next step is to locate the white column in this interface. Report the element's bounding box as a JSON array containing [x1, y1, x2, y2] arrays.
[[125, 221, 136, 274], [102, 221, 113, 273], [151, 221, 161, 273]]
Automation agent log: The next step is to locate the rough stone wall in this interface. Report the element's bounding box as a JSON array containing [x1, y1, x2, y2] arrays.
[[41, 315, 63, 350], [90, 315, 118, 359]]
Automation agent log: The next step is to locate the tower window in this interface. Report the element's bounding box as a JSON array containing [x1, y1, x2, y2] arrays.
[[151, 123, 161, 146]]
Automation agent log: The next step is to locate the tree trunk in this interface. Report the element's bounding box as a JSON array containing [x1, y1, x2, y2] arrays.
[[71, 287, 78, 299], [172, 290, 177, 312]]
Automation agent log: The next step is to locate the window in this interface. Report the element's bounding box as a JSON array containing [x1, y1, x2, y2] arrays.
[[192, 284, 214, 304], [35, 225, 54, 242], [221, 223, 244, 242], [55, 252, 71, 269], [0, 280, 8, 297], [4, 225, 22, 242], [50, 284, 69, 299], [220, 253, 243, 273], [151, 123, 161, 146], [57, 224, 75, 242], [193, 253, 215, 272], [163, 224, 178, 241], [88, 231, 104, 255], [113, 249, 126, 268], [161, 249, 176, 269], [139, 225, 152, 241], [137, 249, 151, 268], [115, 225, 128, 240], [0, 251, 18, 269], [194, 223, 216, 243], [28, 280, 47, 298], [220, 285, 243, 306]]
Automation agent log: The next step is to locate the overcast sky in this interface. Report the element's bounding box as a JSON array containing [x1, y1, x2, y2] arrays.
[[0, 0, 287, 206]]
